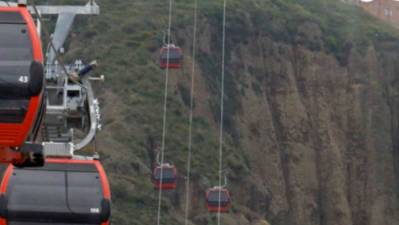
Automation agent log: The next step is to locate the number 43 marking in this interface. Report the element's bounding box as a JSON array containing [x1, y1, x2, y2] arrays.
[[18, 76, 29, 83]]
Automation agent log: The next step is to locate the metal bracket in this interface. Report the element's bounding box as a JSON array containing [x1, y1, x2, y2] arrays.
[[28, 1, 100, 15], [73, 79, 101, 151]]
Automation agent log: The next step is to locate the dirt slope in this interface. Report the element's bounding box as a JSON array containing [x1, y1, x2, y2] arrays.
[[62, 0, 399, 224]]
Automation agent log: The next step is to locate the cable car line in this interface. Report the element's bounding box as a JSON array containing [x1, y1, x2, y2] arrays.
[[158, 11, 183, 68], [204, 0, 231, 215], [202, 0, 231, 218], [156, 0, 175, 224], [217, 0, 228, 223], [183, 0, 198, 225]]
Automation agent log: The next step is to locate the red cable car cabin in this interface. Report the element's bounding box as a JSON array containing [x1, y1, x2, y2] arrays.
[[152, 164, 177, 190], [206, 187, 232, 213], [159, 44, 183, 69], [0, 158, 111, 225], [0, 5, 45, 167]]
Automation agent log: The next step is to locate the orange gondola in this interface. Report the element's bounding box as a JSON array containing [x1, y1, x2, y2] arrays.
[[206, 187, 231, 213], [0, 4, 45, 167], [0, 158, 111, 225], [159, 44, 183, 69], [152, 163, 177, 190]]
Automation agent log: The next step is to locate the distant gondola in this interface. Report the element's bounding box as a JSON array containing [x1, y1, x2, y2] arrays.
[[0, 4, 45, 167], [206, 187, 231, 213], [0, 158, 111, 225], [159, 44, 183, 69], [152, 163, 177, 190]]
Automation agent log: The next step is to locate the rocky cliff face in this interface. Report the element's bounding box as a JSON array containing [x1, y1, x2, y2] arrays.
[[66, 0, 399, 224], [175, 23, 399, 225], [355, 0, 399, 26], [221, 40, 399, 225]]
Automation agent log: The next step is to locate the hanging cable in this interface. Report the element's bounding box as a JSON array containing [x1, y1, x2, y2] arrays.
[[217, 0, 227, 225], [156, 0, 174, 225], [183, 0, 198, 225]]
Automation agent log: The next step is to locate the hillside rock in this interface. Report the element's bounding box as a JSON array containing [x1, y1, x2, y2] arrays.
[[66, 0, 399, 224]]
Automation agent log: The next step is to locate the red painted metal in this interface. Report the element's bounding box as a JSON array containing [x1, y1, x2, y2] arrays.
[[0, 5, 44, 165], [0, 158, 111, 225], [152, 164, 177, 190], [206, 187, 232, 213], [159, 45, 183, 69]]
